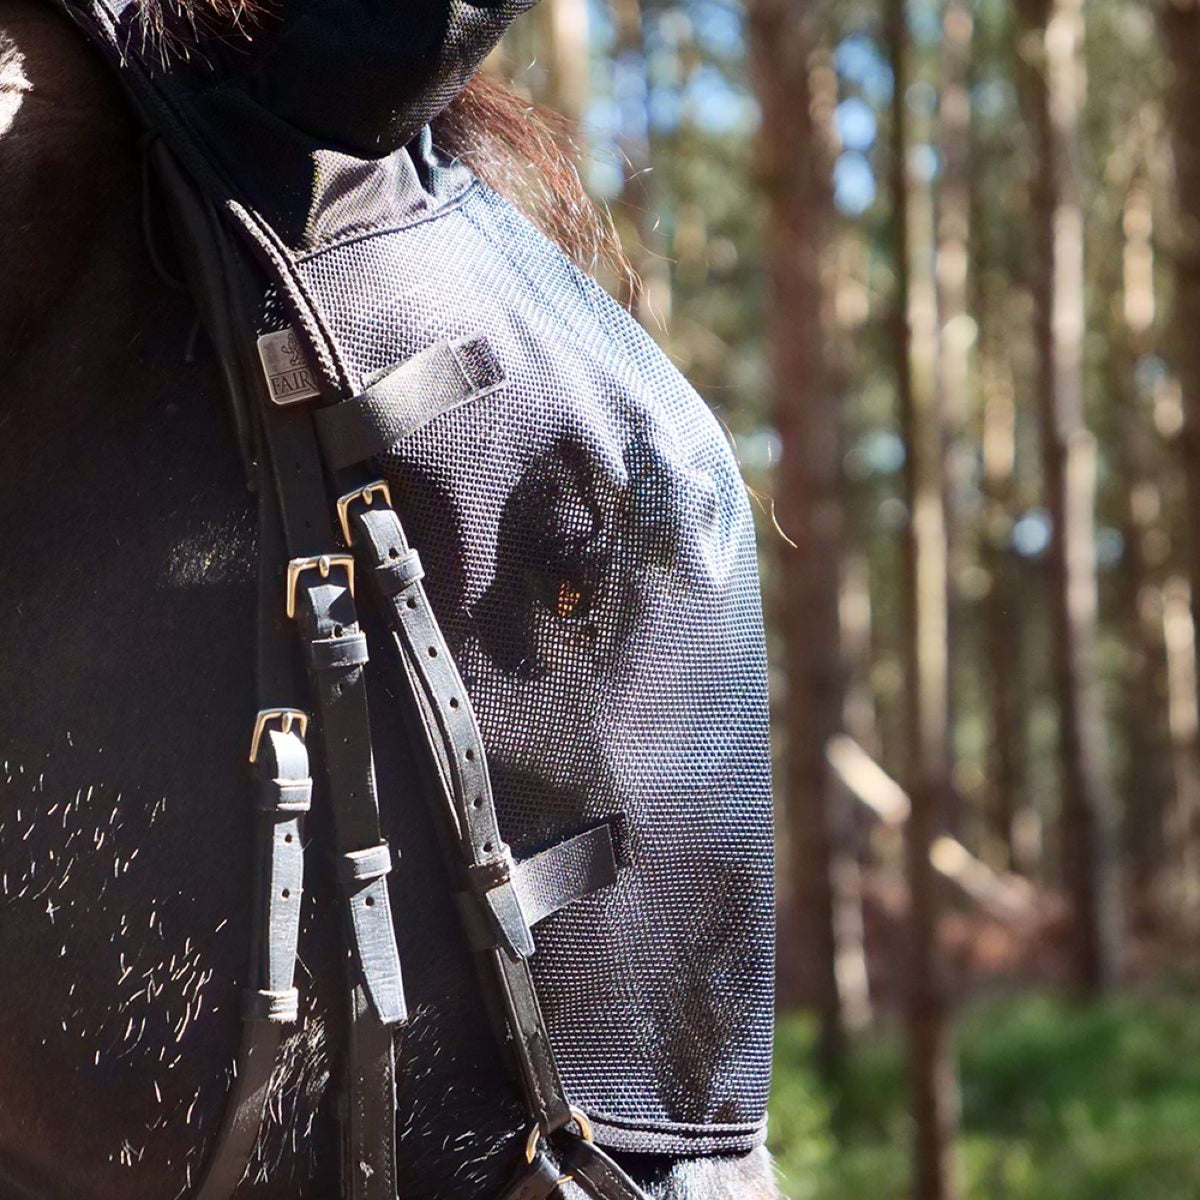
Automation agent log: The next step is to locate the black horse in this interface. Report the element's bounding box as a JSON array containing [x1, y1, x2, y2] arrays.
[[0, 4, 778, 1197]]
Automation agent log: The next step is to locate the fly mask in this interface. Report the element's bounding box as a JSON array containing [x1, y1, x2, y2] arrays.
[[49, 1, 775, 1195]]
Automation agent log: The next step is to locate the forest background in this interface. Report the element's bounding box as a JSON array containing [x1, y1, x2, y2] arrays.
[[491, 1, 1200, 1197]]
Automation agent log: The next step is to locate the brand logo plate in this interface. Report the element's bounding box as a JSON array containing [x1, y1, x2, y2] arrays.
[[257, 329, 321, 406]]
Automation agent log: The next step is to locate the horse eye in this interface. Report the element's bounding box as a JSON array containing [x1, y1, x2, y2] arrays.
[[555, 579, 589, 620]]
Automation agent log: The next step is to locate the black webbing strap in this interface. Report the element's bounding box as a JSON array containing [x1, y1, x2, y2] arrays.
[[255, 401, 405, 1200], [454, 824, 620, 949], [314, 336, 506, 471], [509, 825, 618, 929]]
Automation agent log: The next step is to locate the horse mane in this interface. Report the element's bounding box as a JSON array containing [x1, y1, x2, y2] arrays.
[[135, 0, 626, 278], [433, 75, 628, 281]]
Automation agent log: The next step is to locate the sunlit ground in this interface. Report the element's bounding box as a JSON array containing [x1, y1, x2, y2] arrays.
[[769, 985, 1200, 1200]]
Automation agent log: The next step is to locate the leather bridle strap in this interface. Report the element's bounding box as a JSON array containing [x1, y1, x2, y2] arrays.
[[336, 490, 652, 1200], [255, 399, 406, 1200], [161, 164, 313, 1200], [193, 658, 311, 1199], [163, 144, 407, 1199], [151, 137, 649, 1200], [343, 497, 570, 1132]]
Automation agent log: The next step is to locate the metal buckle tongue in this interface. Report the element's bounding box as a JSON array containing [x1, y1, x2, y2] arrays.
[[336, 479, 392, 545], [285, 554, 355, 620]]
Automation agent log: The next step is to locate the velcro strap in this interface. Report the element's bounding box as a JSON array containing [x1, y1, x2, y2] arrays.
[[512, 822, 619, 927], [374, 548, 424, 597], [243, 987, 299, 1024], [257, 778, 313, 813], [315, 336, 505, 468], [308, 631, 369, 671], [339, 843, 393, 887]]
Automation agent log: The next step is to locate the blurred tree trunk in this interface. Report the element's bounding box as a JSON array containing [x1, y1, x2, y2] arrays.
[[1018, 0, 1122, 993], [533, 0, 589, 125], [978, 307, 1027, 868], [1113, 174, 1173, 909], [937, 0, 972, 846], [612, 0, 670, 324], [747, 0, 855, 1077], [1161, 0, 1200, 924], [887, 0, 961, 1194], [1162, 576, 1200, 919], [972, 7, 1029, 872], [835, 555, 875, 1033]]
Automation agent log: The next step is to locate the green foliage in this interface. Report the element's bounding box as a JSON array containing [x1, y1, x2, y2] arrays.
[[770, 992, 1200, 1200]]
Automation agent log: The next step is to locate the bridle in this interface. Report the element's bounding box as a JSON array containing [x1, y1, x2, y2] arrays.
[[148, 145, 655, 1200]]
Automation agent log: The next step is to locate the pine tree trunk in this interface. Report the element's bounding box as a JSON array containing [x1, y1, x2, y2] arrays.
[[937, 3, 972, 845], [1018, 0, 1122, 993], [979, 320, 1027, 868], [1161, 0, 1200, 926], [973, 7, 1028, 872], [611, 0, 670, 324], [747, 0, 848, 1078], [534, 0, 589, 125], [1113, 177, 1172, 911], [888, 0, 961, 1193]]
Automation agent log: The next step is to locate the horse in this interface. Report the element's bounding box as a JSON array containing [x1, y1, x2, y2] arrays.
[[0, 3, 779, 1197]]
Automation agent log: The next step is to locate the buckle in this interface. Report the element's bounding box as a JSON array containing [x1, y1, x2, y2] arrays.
[[336, 480, 393, 545], [286, 554, 355, 619], [249, 708, 309, 764], [524, 1105, 594, 1165]]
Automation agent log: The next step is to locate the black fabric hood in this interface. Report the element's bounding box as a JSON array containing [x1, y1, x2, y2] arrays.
[[60, 0, 516, 248], [127, 0, 531, 156]]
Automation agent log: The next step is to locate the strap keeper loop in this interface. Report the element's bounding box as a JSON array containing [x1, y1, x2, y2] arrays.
[[374, 548, 424, 597], [257, 778, 313, 813], [465, 846, 515, 893], [338, 843, 393, 887], [308, 631, 369, 671]]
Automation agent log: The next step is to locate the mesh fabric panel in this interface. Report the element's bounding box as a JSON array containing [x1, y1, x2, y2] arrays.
[[293, 183, 774, 1150]]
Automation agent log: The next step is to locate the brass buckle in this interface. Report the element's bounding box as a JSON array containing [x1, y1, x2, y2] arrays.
[[524, 1105, 594, 1166], [286, 554, 355, 619], [249, 708, 309, 764], [336, 480, 393, 546]]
